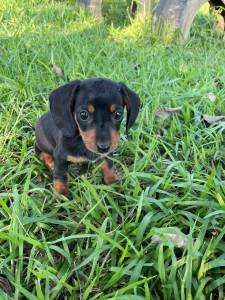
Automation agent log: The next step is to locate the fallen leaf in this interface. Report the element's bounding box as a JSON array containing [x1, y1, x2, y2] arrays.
[[207, 92, 216, 102], [152, 234, 188, 248], [155, 107, 182, 120], [202, 114, 225, 124], [151, 227, 188, 249], [49, 64, 65, 78]]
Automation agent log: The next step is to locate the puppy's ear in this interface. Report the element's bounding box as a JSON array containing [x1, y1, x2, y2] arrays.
[[49, 80, 80, 137], [119, 82, 140, 134]]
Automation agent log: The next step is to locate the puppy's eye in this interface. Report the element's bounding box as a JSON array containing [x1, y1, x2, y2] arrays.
[[113, 111, 122, 120], [80, 110, 89, 121]]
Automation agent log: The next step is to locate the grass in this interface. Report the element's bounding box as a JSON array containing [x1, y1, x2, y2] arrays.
[[0, 0, 225, 299]]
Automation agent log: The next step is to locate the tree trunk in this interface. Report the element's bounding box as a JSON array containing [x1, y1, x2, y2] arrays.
[[209, 0, 225, 31], [209, 0, 225, 17], [77, 0, 102, 19], [131, 0, 151, 17], [153, 0, 207, 42], [137, 0, 152, 16]]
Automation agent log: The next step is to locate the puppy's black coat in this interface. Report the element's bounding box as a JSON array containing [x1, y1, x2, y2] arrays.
[[35, 78, 140, 196]]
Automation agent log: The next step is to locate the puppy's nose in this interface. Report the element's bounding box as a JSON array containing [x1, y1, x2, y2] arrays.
[[97, 143, 110, 153]]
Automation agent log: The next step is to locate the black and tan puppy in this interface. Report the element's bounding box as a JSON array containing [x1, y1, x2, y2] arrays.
[[35, 78, 140, 196]]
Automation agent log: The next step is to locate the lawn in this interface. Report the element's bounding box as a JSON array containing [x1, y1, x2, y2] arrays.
[[0, 0, 225, 299]]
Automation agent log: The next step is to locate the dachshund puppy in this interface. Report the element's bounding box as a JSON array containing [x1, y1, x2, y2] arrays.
[[35, 78, 140, 196]]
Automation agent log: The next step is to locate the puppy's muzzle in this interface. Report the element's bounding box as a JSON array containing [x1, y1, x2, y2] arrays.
[[97, 142, 110, 154]]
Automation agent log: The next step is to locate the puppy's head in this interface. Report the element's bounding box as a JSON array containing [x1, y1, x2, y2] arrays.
[[49, 78, 140, 155]]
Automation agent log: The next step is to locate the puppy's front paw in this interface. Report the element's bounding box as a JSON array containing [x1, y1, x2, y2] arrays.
[[103, 170, 120, 185], [53, 180, 69, 197], [101, 161, 120, 185]]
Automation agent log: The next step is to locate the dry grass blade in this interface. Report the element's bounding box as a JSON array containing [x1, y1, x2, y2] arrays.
[[49, 64, 65, 78], [202, 114, 225, 124], [155, 107, 182, 119]]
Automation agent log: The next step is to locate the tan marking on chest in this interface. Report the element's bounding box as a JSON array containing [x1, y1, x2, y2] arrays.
[[67, 155, 87, 163]]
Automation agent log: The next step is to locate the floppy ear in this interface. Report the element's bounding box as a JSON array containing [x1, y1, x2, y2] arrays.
[[119, 82, 140, 134], [49, 80, 80, 137]]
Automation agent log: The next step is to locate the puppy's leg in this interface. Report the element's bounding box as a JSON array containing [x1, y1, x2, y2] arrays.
[[40, 153, 55, 171], [35, 143, 55, 171], [101, 158, 119, 185], [35, 143, 42, 158], [53, 154, 69, 196]]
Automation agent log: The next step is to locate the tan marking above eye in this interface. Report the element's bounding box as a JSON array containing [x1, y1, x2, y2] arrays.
[[88, 104, 95, 113], [67, 156, 87, 163], [110, 104, 117, 113]]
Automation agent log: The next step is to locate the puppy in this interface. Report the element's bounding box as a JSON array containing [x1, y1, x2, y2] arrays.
[[35, 78, 140, 196]]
